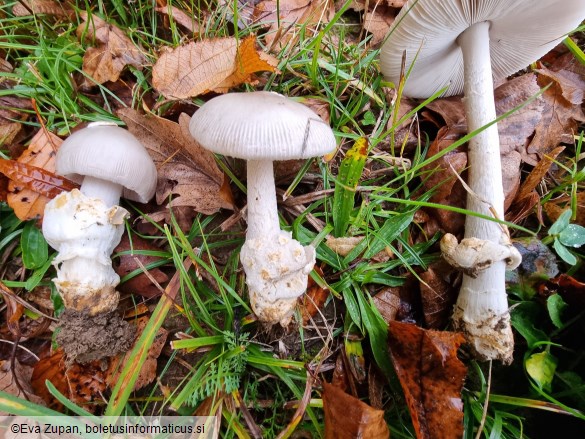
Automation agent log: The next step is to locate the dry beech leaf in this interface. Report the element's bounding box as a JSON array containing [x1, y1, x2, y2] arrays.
[[155, 6, 202, 33], [11, 0, 71, 16], [118, 108, 233, 215], [322, 381, 389, 439], [1, 359, 45, 414], [77, 13, 146, 86], [152, 35, 277, 99], [106, 317, 168, 391], [114, 234, 169, 299], [544, 191, 585, 228], [388, 321, 466, 439], [4, 129, 78, 222], [253, 0, 334, 49], [31, 350, 106, 412]]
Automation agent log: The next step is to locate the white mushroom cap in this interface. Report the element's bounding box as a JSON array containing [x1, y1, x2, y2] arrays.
[[380, 0, 585, 98], [189, 91, 336, 160], [57, 123, 157, 203]]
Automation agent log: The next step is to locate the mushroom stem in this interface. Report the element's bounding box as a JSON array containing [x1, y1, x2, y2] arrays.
[[240, 159, 316, 325], [454, 21, 514, 362], [80, 175, 124, 208], [245, 159, 280, 239]]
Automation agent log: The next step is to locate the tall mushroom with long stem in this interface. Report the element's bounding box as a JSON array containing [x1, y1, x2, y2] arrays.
[[189, 92, 336, 325], [379, 0, 585, 362]]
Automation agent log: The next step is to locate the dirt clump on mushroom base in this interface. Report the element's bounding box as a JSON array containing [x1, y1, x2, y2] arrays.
[[56, 309, 135, 364]]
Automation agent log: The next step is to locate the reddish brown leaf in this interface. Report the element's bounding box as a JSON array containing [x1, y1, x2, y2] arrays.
[[300, 266, 328, 324], [152, 35, 277, 99], [322, 381, 389, 439], [1, 160, 77, 199], [31, 350, 106, 412], [419, 261, 458, 329], [77, 13, 146, 87], [106, 316, 168, 391], [118, 108, 233, 216], [388, 321, 466, 439], [114, 234, 169, 299], [4, 129, 77, 222]]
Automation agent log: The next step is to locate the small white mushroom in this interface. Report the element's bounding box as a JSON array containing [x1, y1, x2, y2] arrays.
[[379, 0, 585, 362], [42, 122, 157, 315], [189, 92, 336, 325]]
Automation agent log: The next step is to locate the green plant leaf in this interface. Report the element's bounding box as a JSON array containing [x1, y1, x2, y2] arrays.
[[526, 351, 557, 392], [20, 221, 48, 270], [553, 239, 577, 265], [511, 302, 549, 348], [363, 209, 415, 259], [548, 209, 572, 236], [332, 137, 368, 237], [559, 224, 585, 248], [546, 294, 567, 329]]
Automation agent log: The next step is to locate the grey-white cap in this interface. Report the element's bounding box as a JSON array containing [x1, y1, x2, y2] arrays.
[[189, 91, 336, 160], [380, 0, 585, 98], [57, 123, 157, 203]]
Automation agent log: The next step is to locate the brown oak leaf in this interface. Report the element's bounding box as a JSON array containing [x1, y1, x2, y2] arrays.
[[118, 108, 233, 216]]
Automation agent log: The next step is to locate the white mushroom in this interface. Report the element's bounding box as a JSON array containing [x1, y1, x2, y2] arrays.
[[189, 91, 336, 325], [380, 0, 585, 362], [42, 122, 157, 315]]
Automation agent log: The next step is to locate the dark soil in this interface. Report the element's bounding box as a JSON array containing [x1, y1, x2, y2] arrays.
[[56, 309, 135, 364]]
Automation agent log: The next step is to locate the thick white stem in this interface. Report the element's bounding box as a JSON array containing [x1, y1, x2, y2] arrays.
[[455, 21, 513, 362], [240, 159, 316, 325], [80, 175, 123, 208], [245, 160, 280, 240]]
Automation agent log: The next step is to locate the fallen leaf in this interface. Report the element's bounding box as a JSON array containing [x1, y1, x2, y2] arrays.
[[253, 0, 334, 50], [114, 234, 169, 299], [152, 35, 277, 99], [77, 13, 147, 87], [12, 0, 72, 16], [363, 6, 395, 46], [419, 261, 458, 329], [300, 266, 329, 324], [372, 287, 401, 323], [155, 5, 202, 33], [529, 66, 585, 155], [118, 108, 233, 215], [325, 235, 364, 256], [4, 129, 78, 222], [1, 359, 45, 414], [388, 321, 466, 439], [0, 121, 21, 146], [322, 381, 389, 439], [539, 274, 585, 311], [106, 317, 168, 391], [421, 126, 467, 235], [31, 350, 106, 412]]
